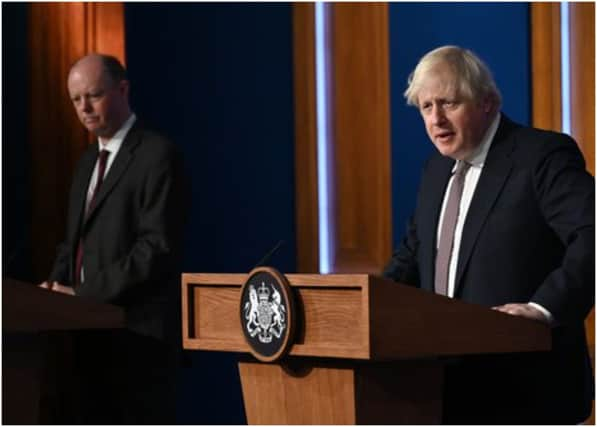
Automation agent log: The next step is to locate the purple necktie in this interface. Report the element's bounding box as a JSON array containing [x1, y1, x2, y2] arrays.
[[75, 150, 110, 286], [435, 161, 470, 296]]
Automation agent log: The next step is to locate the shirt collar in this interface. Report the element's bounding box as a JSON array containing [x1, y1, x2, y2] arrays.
[[453, 111, 501, 172], [97, 113, 137, 153]]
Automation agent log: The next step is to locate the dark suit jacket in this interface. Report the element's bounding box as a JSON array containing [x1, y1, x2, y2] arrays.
[[383, 115, 594, 423], [49, 122, 187, 341]]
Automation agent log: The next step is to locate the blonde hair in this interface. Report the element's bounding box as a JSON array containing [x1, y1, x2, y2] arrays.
[[404, 45, 502, 109]]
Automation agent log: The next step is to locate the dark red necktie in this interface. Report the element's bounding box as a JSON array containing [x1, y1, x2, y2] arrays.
[[74, 150, 110, 286]]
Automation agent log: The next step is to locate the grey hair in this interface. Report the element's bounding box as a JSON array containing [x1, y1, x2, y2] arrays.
[[404, 45, 502, 109]]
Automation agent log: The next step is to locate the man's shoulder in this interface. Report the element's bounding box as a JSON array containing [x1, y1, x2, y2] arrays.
[[498, 117, 586, 175], [130, 123, 173, 145], [502, 116, 576, 151], [486, 116, 578, 169], [127, 123, 180, 158]]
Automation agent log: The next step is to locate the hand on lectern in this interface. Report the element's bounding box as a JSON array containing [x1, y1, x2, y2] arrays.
[[38, 281, 75, 296], [491, 303, 549, 324]]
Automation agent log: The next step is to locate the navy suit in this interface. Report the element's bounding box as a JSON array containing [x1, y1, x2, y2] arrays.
[[48, 121, 187, 423], [383, 115, 594, 423]]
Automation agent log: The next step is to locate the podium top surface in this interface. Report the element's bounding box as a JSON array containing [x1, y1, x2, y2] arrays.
[[3, 278, 125, 333], [181, 273, 551, 360]]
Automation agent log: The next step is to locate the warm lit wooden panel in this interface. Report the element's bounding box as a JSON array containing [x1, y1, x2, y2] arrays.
[[182, 273, 371, 359], [194, 286, 242, 341], [292, 4, 319, 273], [330, 3, 392, 274], [570, 3, 595, 175], [531, 3, 561, 131], [292, 287, 366, 356], [239, 362, 356, 424], [29, 3, 88, 281], [28, 3, 125, 281], [87, 3, 126, 63], [239, 360, 445, 424], [292, 3, 392, 274]]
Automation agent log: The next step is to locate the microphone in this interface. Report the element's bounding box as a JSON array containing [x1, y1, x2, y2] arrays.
[[252, 240, 285, 269]]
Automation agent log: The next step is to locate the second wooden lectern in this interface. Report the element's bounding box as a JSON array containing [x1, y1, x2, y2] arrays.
[[181, 272, 550, 424], [3, 278, 125, 424]]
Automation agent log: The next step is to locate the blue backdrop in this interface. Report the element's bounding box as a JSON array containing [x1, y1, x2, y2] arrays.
[[388, 3, 531, 249], [124, 3, 295, 423]]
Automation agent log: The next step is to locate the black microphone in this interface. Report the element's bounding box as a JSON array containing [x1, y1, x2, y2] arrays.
[[252, 240, 285, 269]]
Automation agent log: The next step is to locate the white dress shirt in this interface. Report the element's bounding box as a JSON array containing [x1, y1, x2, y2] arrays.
[[435, 112, 553, 322], [85, 113, 137, 211]]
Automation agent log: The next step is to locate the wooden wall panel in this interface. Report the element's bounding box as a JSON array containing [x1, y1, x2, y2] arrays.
[[531, 3, 561, 131], [570, 3, 595, 175], [292, 3, 392, 274], [293, 3, 319, 273], [87, 3, 126, 58], [28, 3, 124, 281], [330, 3, 392, 274]]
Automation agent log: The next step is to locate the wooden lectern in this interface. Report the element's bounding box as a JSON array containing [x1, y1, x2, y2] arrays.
[[2, 278, 124, 424], [182, 273, 550, 424]]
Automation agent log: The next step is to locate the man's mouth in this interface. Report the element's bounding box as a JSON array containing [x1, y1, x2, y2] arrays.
[[435, 131, 455, 143]]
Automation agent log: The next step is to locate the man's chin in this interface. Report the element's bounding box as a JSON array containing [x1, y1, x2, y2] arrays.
[[85, 125, 107, 137], [436, 144, 456, 158]]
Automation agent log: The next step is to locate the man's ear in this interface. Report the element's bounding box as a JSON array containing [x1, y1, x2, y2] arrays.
[[483, 95, 494, 114], [119, 79, 130, 98]]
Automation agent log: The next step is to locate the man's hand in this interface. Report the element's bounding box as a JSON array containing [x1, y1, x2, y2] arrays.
[[38, 281, 75, 296], [38, 281, 53, 289], [51, 283, 75, 295], [492, 303, 548, 323]]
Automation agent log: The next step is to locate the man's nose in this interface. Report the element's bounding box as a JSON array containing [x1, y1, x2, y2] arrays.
[[81, 96, 92, 112], [430, 105, 446, 125]]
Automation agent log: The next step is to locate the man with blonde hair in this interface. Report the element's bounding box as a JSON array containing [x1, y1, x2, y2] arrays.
[[383, 46, 594, 423]]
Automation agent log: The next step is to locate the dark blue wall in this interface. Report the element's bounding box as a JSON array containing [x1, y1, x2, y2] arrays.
[[388, 3, 531, 248], [124, 3, 295, 424], [2, 3, 31, 282]]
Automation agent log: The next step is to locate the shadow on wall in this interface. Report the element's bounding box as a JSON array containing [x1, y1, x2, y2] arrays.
[[2, 3, 32, 284]]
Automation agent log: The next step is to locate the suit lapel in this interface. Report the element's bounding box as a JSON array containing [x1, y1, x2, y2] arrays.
[[419, 156, 454, 292], [453, 116, 517, 295], [84, 124, 141, 225]]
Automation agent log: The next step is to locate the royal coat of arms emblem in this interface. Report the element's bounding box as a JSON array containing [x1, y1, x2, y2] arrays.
[[239, 267, 296, 362], [244, 282, 286, 343]]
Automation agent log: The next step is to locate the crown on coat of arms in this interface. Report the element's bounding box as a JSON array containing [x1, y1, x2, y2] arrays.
[[258, 283, 270, 301]]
